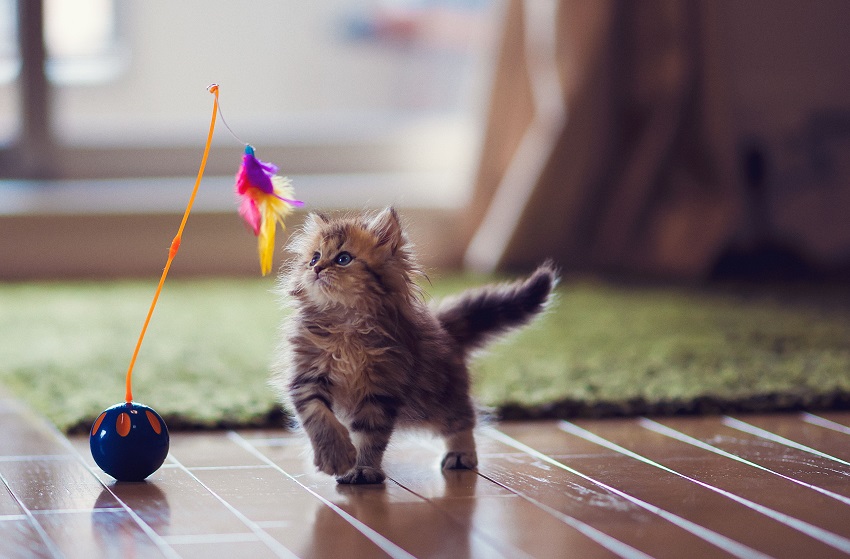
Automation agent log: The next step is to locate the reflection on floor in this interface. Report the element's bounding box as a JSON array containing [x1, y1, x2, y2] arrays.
[[2, 389, 850, 558]]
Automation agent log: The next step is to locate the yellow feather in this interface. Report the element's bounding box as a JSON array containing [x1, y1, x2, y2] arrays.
[[258, 203, 276, 275], [255, 176, 299, 275]]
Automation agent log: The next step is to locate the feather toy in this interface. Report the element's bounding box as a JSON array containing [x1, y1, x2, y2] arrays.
[[235, 145, 304, 275], [90, 85, 305, 482]]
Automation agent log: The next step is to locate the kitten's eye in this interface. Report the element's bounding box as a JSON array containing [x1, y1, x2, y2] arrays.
[[334, 252, 353, 266], [309, 252, 320, 267]]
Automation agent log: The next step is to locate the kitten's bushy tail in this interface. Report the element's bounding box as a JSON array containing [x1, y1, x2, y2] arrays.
[[435, 262, 558, 355]]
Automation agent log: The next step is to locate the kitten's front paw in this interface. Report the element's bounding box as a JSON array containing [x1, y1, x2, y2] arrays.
[[441, 451, 478, 470], [336, 466, 386, 485], [313, 437, 357, 476]]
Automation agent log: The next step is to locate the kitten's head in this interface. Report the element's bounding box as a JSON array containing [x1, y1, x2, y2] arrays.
[[283, 207, 421, 309]]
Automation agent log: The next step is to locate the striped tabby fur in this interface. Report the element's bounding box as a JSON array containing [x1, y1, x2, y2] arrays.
[[272, 208, 556, 484]]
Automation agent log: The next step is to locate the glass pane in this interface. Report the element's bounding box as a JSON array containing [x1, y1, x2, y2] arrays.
[[0, 0, 16, 82], [44, 0, 127, 84], [0, 0, 18, 144]]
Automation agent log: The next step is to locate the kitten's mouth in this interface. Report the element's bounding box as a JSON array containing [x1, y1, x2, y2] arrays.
[[312, 273, 332, 289], [311, 274, 342, 300]]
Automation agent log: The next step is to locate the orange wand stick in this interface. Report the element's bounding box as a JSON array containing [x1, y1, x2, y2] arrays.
[[124, 84, 221, 403]]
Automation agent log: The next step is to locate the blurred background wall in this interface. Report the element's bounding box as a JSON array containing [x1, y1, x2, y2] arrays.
[[467, 0, 850, 281], [0, 0, 500, 278], [2, 0, 850, 281]]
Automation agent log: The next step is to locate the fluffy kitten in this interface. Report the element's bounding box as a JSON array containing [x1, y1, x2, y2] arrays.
[[273, 208, 556, 484]]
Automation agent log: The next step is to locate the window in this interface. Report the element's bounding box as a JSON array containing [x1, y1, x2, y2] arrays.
[[43, 0, 126, 85], [0, 0, 18, 144], [1, 0, 504, 211]]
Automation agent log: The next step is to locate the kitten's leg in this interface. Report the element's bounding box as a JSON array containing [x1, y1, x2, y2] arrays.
[[441, 429, 478, 470], [290, 377, 356, 476], [336, 394, 398, 484], [437, 391, 478, 470]]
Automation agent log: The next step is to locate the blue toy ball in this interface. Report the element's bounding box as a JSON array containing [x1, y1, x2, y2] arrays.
[[90, 402, 169, 482]]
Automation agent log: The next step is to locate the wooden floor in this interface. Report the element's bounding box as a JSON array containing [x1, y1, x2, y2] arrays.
[[2, 390, 850, 558]]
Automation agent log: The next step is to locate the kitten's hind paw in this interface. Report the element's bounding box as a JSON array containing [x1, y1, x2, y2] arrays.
[[441, 451, 478, 470], [336, 466, 386, 485]]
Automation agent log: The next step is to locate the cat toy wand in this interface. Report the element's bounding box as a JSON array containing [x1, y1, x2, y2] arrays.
[[89, 85, 302, 482]]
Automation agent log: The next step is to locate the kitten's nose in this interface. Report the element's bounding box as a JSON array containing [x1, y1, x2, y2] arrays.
[[314, 264, 325, 275]]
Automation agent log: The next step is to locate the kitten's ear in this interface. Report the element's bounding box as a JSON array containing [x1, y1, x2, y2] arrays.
[[368, 207, 403, 254], [304, 212, 330, 233]]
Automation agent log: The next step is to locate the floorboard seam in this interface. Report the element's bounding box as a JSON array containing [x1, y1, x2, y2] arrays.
[[640, 417, 850, 506], [803, 413, 850, 435], [724, 416, 850, 467], [0, 472, 63, 559], [559, 420, 850, 555], [168, 453, 300, 559], [228, 430, 417, 559], [472, 467, 655, 559], [488, 426, 772, 559]]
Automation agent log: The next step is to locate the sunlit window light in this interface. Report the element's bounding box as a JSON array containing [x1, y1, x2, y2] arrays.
[[44, 0, 127, 84], [0, 0, 18, 83], [0, 0, 126, 86]]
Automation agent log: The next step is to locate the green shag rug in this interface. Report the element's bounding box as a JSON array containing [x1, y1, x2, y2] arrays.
[[2, 276, 849, 433]]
